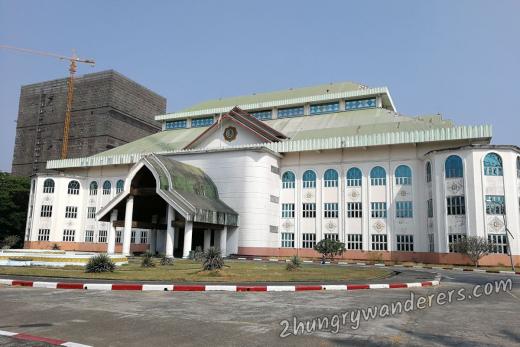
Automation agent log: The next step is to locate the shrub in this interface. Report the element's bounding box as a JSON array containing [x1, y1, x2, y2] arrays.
[[141, 252, 155, 268], [314, 239, 346, 262], [160, 254, 174, 266], [85, 254, 115, 273], [286, 255, 302, 271], [455, 236, 494, 268], [193, 246, 204, 261], [1, 235, 21, 249], [202, 247, 224, 271]]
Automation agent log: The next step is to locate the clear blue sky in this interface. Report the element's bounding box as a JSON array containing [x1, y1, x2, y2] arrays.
[[1, 0, 518, 172]]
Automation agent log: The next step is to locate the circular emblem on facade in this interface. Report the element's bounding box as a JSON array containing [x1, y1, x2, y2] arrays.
[[373, 221, 385, 232], [399, 189, 408, 197], [349, 190, 360, 200], [89, 198, 95, 204], [43, 196, 51, 202], [447, 181, 463, 195], [66, 221, 74, 227], [223, 126, 237, 142], [282, 220, 293, 230], [326, 221, 336, 231], [488, 217, 504, 232], [304, 191, 314, 201]]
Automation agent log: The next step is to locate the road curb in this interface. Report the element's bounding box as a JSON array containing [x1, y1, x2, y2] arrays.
[[229, 256, 520, 276], [0, 329, 91, 347], [0, 277, 440, 292]]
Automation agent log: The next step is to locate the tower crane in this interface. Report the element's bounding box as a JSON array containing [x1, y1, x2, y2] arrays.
[[0, 45, 95, 159]]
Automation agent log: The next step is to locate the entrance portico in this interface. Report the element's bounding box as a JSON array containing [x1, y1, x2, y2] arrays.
[[97, 154, 238, 258]]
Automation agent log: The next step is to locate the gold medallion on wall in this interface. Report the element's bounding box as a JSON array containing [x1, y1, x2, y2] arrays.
[[224, 126, 237, 142]]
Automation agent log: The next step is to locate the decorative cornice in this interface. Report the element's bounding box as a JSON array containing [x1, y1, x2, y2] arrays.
[[155, 87, 394, 121], [46, 124, 492, 170]]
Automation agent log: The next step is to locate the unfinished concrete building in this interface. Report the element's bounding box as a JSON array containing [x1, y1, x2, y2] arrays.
[[11, 70, 166, 176]]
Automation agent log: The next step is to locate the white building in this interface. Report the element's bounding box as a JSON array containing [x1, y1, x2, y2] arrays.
[[24, 82, 520, 265]]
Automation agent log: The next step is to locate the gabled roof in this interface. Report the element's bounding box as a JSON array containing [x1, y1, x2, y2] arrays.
[[97, 154, 238, 226], [184, 107, 288, 149]]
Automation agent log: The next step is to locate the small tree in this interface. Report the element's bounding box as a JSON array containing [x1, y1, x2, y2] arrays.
[[314, 239, 346, 263], [202, 247, 224, 271], [455, 236, 494, 268], [141, 252, 155, 268], [286, 255, 302, 271]]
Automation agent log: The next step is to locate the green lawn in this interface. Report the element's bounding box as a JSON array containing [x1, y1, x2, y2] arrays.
[[0, 258, 392, 282]]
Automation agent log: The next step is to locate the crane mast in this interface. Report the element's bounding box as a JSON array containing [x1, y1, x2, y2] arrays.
[[0, 45, 95, 159]]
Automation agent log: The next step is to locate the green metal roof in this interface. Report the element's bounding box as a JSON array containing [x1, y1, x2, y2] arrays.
[[181, 81, 364, 112], [96, 108, 452, 157]]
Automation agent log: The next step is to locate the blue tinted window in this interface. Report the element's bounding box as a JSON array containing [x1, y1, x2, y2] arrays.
[[370, 166, 386, 186], [250, 110, 272, 120], [191, 117, 214, 128], [395, 165, 412, 185], [278, 106, 304, 119], [165, 119, 187, 129], [346, 168, 362, 187], [282, 171, 295, 189], [323, 169, 338, 187], [310, 102, 339, 115], [445, 155, 463, 178], [345, 98, 376, 110], [302, 170, 316, 188], [483, 153, 503, 176]]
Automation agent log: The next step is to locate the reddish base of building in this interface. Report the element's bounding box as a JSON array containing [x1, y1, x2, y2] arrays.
[[24, 241, 149, 254], [238, 247, 520, 267]]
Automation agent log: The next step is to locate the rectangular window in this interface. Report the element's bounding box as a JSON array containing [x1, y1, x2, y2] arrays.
[[281, 232, 295, 248], [371, 202, 387, 218], [250, 110, 272, 120], [347, 234, 363, 250], [115, 230, 122, 243], [90, 186, 98, 195], [310, 102, 339, 115], [345, 97, 377, 110], [278, 106, 304, 119], [302, 233, 316, 248], [191, 116, 214, 128], [371, 176, 386, 186], [346, 178, 361, 187], [87, 207, 96, 219], [448, 234, 466, 253], [270, 195, 279, 204], [347, 202, 362, 218], [38, 229, 50, 241], [324, 178, 338, 188], [485, 195, 505, 215], [282, 203, 295, 218], [63, 229, 75, 242], [396, 235, 414, 252], [371, 234, 388, 251], [427, 199, 434, 218], [140, 231, 148, 244], [131, 231, 136, 244], [395, 176, 412, 185], [324, 233, 339, 241], [165, 119, 187, 129], [303, 179, 316, 189], [40, 205, 53, 217], [84, 230, 94, 243], [43, 184, 54, 194], [282, 180, 295, 189], [447, 196, 465, 215], [324, 203, 339, 218], [396, 201, 413, 218], [98, 230, 108, 243], [428, 234, 434, 252], [65, 206, 78, 219], [302, 203, 316, 218], [488, 234, 508, 254]]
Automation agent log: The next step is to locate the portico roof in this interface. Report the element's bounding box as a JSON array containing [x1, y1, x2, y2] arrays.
[[97, 154, 238, 226]]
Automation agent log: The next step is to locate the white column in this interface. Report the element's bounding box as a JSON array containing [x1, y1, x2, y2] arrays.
[[166, 205, 175, 258], [182, 221, 193, 258], [122, 196, 134, 256], [107, 209, 118, 254], [203, 229, 211, 250], [219, 226, 227, 257], [149, 229, 157, 254]]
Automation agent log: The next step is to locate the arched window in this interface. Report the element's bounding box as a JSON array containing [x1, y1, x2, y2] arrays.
[[370, 166, 386, 186], [346, 168, 362, 187], [516, 157, 520, 178], [445, 155, 463, 178], [43, 178, 55, 194], [116, 179, 124, 193], [395, 165, 412, 185], [426, 162, 432, 183], [323, 169, 338, 187], [89, 181, 98, 195], [483, 153, 503, 176], [282, 171, 295, 189], [102, 180, 112, 195], [302, 170, 316, 188], [67, 180, 80, 195]]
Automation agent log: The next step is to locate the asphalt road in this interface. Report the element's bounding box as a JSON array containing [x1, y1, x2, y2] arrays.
[[0, 267, 519, 347]]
